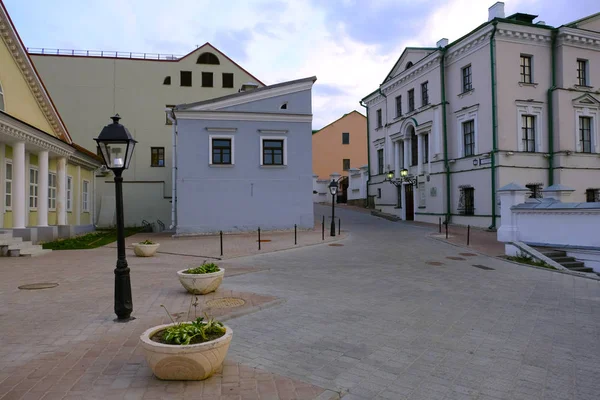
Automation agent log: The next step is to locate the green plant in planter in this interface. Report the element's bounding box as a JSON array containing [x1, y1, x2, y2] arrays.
[[185, 262, 220, 274], [139, 239, 155, 245]]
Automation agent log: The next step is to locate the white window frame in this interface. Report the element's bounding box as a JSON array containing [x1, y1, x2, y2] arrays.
[[455, 105, 479, 158], [4, 159, 12, 211], [208, 135, 235, 165], [29, 167, 39, 210], [82, 179, 90, 212], [516, 102, 543, 153], [574, 106, 599, 153], [66, 175, 73, 212], [260, 136, 287, 166], [48, 172, 57, 211]]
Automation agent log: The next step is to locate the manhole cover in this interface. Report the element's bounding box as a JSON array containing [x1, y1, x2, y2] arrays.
[[427, 261, 444, 266], [205, 298, 246, 308], [460, 253, 477, 257], [18, 283, 59, 290], [446, 256, 466, 261], [329, 243, 344, 247], [257, 239, 271, 242], [472, 264, 495, 271]]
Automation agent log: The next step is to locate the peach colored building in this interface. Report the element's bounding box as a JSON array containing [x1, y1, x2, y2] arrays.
[[312, 111, 367, 180]]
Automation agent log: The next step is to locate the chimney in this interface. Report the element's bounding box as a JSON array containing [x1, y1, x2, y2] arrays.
[[239, 82, 259, 92], [488, 2, 505, 21], [436, 38, 449, 48]]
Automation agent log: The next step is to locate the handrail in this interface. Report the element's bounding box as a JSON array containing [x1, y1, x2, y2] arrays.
[[27, 47, 182, 61]]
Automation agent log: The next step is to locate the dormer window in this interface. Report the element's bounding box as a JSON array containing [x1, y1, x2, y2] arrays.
[[163, 76, 171, 85], [405, 61, 413, 70], [197, 52, 220, 65], [0, 81, 4, 111]]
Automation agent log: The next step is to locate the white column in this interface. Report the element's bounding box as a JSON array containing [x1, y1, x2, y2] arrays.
[[37, 151, 49, 227], [12, 142, 26, 229], [394, 142, 400, 178], [76, 166, 81, 225], [403, 139, 410, 170], [417, 133, 423, 175], [0, 143, 4, 228], [57, 157, 67, 225]]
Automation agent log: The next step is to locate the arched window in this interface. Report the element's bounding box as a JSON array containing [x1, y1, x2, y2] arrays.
[[0, 81, 4, 111], [405, 61, 413, 70], [197, 52, 220, 65], [280, 103, 288, 110], [163, 76, 171, 85]]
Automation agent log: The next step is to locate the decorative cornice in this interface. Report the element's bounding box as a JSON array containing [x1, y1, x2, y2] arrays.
[[365, 94, 385, 108], [382, 55, 441, 95], [69, 153, 100, 169], [0, 119, 73, 157], [495, 28, 552, 46], [558, 27, 600, 50], [446, 26, 495, 63], [0, 6, 71, 143]]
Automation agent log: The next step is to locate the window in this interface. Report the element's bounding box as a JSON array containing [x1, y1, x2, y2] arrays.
[[29, 168, 38, 210], [526, 183, 543, 199], [377, 188, 382, 198], [396, 185, 402, 208], [423, 134, 429, 164], [165, 104, 175, 125], [395, 95, 402, 117], [580, 116, 592, 153], [421, 82, 429, 106], [202, 72, 213, 88], [66, 176, 73, 212], [163, 76, 171, 85], [212, 138, 232, 165], [342, 132, 350, 145], [462, 65, 472, 92], [586, 189, 600, 202], [151, 147, 165, 167], [280, 103, 287, 110], [343, 159, 351, 171], [377, 149, 384, 175], [463, 120, 475, 157], [458, 186, 474, 215], [48, 172, 57, 210], [197, 52, 220, 65], [82, 180, 89, 212], [408, 89, 415, 112], [520, 55, 532, 83], [0, 81, 4, 111], [577, 59, 588, 86], [262, 139, 284, 165], [376, 109, 382, 128], [411, 129, 418, 166], [180, 71, 192, 87], [4, 160, 11, 209], [222, 73, 234, 88], [405, 61, 413, 70], [522, 115, 536, 152]]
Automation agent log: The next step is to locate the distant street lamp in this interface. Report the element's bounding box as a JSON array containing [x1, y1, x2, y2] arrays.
[[94, 114, 137, 321], [385, 169, 418, 188], [328, 179, 338, 237]]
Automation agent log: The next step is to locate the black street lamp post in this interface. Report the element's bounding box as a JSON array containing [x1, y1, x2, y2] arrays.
[[328, 180, 338, 237], [94, 114, 137, 321]]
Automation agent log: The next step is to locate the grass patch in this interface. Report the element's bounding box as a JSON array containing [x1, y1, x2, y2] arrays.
[[42, 228, 144, 250], [507, 253, 557, 270]]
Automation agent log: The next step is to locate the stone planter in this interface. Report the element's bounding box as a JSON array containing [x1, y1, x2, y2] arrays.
[[177, 268, 225, 294], [133, 243, 160, 257], [140, 322, 233, 380]]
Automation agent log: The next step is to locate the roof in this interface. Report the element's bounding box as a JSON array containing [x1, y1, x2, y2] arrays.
[[565, 11, 600, 28], [71, 143, 103, 163], [383, 47, 437, 83], [312, 110, 366, 134], [174, 76, 317, 111], [506, 13, 538, 23]]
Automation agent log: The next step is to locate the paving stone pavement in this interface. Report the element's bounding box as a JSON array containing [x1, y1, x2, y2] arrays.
[[2, 204, 600, 400]]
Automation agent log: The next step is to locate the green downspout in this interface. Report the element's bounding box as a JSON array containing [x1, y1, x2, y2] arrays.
[[360, 100, 370, 206], [547, 29, 557, 186], [489, 22, 498, 230], [440, 47, 451, 224]]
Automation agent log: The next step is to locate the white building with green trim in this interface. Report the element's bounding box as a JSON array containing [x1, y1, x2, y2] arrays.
[[361, 2, 600, 228]]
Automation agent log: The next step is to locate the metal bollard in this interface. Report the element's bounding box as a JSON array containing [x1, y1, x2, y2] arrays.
[[439, 217, 442, 233], [322, 216, 325, 240], [467, 225, 470, 246], [220, 231, 223, 256], [338, 218, 341, 235], [294, 224, 297, 245], [445, 220, 448, 239], [258, 227, 261, 250]]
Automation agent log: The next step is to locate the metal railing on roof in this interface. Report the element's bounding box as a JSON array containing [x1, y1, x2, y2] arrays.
[[27, 47, 183, 60]]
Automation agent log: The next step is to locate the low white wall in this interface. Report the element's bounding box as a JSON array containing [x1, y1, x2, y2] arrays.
[[348, 165, 368, 201], [513, 210, 600, 248]]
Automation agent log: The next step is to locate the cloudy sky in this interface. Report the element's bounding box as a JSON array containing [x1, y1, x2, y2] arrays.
[[5, 0, 599, 129]]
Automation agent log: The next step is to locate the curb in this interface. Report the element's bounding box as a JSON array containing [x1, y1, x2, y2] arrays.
[[219, 298, 287, 322]]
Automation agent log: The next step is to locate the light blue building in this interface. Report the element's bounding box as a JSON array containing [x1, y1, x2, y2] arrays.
[[171, 77, 317, 234]]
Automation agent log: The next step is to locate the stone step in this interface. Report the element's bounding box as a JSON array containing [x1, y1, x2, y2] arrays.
[[551, 256, 577, 263], [18, 246, 52, 257], [0, 233, 14, 240], [6, 241, 32, 250], [537, 250, 566, 258], [0, 237, 23, 245], [561, 261, 587, 269], [567, 266, 595, 273]]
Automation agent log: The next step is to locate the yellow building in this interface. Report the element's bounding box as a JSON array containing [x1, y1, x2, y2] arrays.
[[0, 1, 101, 249]]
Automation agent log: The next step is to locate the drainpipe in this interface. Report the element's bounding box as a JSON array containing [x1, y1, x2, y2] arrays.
[[489, 21, 498, 230], [359, 100, 370, 203], [440, 47, 451, 224], [547, 29, 557, 186], [166, 109, 177, 230]]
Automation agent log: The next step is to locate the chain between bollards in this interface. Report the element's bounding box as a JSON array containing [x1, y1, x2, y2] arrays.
[[258, 227, 261, 250], [220, 231, 223, 256], [467, 225, 470, 246]]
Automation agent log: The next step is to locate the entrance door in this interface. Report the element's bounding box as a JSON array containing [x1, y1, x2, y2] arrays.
[[405, 184, 414, 221]]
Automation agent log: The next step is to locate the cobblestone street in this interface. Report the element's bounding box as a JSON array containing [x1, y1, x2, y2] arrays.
[[1, 205, 599, 399]]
